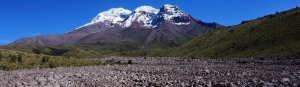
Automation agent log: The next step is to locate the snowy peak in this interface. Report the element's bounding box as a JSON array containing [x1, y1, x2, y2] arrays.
[[158, 4, 190, 25], [72, 4, 194, 32], [124, 6, 159, 28], [160, 4, 181, 14], [134, 6, 159, 13], [68, 8, 131, 33], [90, 8, 132, 25], [77, 8, 131, 29]]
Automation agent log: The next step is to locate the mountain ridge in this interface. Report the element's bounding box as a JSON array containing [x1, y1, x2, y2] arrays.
[[10, 4, 223, 47]]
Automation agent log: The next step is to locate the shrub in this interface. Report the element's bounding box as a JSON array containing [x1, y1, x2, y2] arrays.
[[241, 20, 249, 24], [18, 55, 23, 62], [127, 60, 133, 64], [9, 54, 17, 63], [227, 26, 232, 28], [42, 56, 48, 63], [269, 14, 275, 18], [116, 61, 122, 64], [49, 62, 57, 68]]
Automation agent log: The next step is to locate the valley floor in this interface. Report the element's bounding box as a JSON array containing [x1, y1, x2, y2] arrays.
[[0, 57, 299, 87]]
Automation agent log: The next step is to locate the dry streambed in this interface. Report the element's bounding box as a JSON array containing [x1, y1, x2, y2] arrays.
[[0, 57, 299, 87]]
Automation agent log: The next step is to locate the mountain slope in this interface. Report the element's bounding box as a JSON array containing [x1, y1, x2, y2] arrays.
[[2, 40, 139, 58], [170, 7, 300, 58], [10, 4, 223, 47]]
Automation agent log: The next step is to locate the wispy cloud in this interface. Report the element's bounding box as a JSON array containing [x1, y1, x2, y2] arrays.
[[0, 39, 11, 45], [30, 33, 41, 36]]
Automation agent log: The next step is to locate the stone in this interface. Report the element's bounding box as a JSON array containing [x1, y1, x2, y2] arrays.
[[281, 78, 290, 82], [21, 82, 27, 86], [142, 83, 148, 87], [0, 57, 298, 86], [119, 80, 125, 84], [59, 82, 67, 87], [141, 76, 146, 81], [226, 72, 231, 76], [271, 79, 278, 83], [37, 78, 47, 86], [265, 82, 274, 86], [53, 82, 60, 87], [15, 81, 22, 86], [28, 81, 38, 86], [204, 69, 210, 73], [230, 82, 238, 87], [178, 82, 185, 87]]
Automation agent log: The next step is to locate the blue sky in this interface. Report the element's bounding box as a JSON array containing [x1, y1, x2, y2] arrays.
[[0, 0, 299, 45]]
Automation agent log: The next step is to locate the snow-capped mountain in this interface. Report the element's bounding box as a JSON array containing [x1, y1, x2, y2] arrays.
[[10, 4, 224, 47], [88, 8, 131, 26], [68, 8, 132, 33], [124, 6, 159, 28], [71, 4, 194, 31], [152, 4, 191, 26]]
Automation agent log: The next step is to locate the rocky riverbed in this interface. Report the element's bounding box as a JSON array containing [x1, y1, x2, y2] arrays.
[[0, 57, 299, 87]]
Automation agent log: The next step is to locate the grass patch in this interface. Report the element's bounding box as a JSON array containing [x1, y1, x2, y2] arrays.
[[0, 49, 125, 71]]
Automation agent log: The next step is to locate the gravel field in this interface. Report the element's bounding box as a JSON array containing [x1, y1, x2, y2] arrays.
[[0, 57, 299, 87]]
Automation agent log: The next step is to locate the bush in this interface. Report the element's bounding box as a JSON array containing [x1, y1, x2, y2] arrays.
[[116, 61, 122, 64], [241, 20, 249, 24], [18, 55, 23, 62], [269, 14, 275, 18], [127, 60, 133, 64], [49, 62, 57, 68], [9, 54, 17, 63], [42, 56, 48, 63]]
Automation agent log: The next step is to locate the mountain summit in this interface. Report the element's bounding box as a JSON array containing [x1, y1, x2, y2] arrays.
[[155, 4, 191, 25], [69, 8, 132, 32], [11, 4, 224, 47], [70, 4, 195, 30], [124, 5, 159, 28]]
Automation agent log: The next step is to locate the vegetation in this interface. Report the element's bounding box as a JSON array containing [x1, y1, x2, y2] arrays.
[[169, 7, 300, 58], [18, 55, 22, 62], [9, 54, 17, 63], [0, 51, 3, 61], [0, 49, 125, 71], [1, 41, 139, 58], [120, 48, 173, 57], [127, 60, 133, 64], [42, 56, 49, 63]]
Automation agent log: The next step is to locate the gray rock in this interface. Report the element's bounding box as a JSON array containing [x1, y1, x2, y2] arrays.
[[281, 78, 290, 82], [204, 69, 210, 73]]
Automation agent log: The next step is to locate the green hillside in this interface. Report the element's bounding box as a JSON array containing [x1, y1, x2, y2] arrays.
[[170, 7, 300, 58], [1, 41, 139, 58]]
